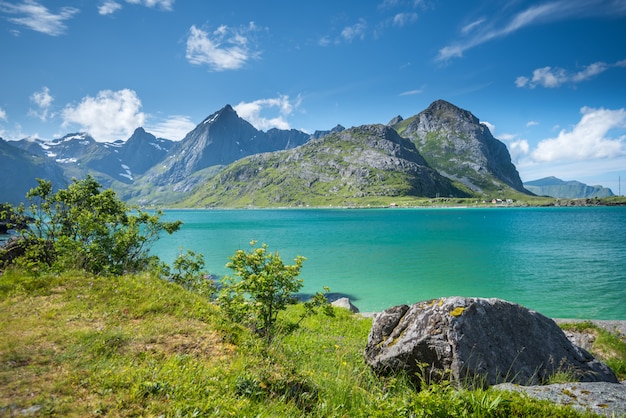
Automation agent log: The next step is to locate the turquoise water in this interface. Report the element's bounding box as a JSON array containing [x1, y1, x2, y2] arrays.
[[151, 207, 626, 319]]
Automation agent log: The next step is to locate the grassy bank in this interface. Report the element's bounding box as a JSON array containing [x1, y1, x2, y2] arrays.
[[1, 270, 622, 417]]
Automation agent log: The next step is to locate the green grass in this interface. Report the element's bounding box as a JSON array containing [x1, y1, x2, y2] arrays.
[[0, 270, 610, 416], [559, 321, 626, 380]]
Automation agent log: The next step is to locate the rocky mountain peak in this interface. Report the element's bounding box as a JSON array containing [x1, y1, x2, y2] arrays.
[[423, 99, 480, 126], [387, 115, 403, 126], [393, 100, 527, 194], [311, 124, 346, 140], [200, 104, 239, 127]]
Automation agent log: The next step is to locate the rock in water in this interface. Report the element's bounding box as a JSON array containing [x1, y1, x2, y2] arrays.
[[364, 297, 618, 387]]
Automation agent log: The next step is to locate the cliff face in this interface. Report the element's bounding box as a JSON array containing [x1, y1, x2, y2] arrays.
[[393, 100, 528, 195], [182, 124, 467, 207]]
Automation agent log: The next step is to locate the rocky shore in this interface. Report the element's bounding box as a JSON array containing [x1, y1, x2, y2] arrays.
[[346, 298, 626, 418]]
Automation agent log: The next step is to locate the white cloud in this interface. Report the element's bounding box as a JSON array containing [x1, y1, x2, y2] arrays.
[[186, 22, 260, 71], [531, 107, 626, 162], [0, 107, 7, 121], [526, 120, 539, 127], [340, 18, 368, 43], [399, 88, 422, 96], [125, 0, 174, 10], [516, 60, 621, 88], [234, 95, 301, 131], [508, 139, 530, 164], [146, 115, 195, 141], [98, 1, 122, 15], [98, 0, 173, 15], [392, 12, 418, 27], [29, 86, 54, 121], [461, 18, 485, 35], [62, 89, 146, 142], [437, 1, 626, 62], [0, 0, 79, 36]]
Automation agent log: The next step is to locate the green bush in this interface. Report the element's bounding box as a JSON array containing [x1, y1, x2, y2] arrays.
[[218, 241, 305, 340], [0, 176, 181, 275]]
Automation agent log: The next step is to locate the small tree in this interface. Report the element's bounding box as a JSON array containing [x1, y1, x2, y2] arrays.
[[218, 241, 305, 340], [0, 176, 181, 275], [170, 248, 216, 298]]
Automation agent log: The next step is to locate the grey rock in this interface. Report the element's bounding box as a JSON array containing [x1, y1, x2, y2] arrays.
[[364, 297, 618, 387], [330, 297, 360, 313], [387, 115, 403, 126], [495, 381, 626, 417]]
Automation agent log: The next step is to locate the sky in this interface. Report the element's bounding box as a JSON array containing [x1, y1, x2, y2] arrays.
[[1, 0, 625, 194]]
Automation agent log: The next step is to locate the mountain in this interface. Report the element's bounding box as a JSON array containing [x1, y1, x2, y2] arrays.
[[91, 128, 173, 181], [524, 176, 614, 198], [11, 130, 174, 186], [140, 104, 310, 192], [392, 100, 529, 195], [2, 100, 544, 207], [0, 138, 67, 205], [181, 124, 467, 207], [310, 124, 346, 140]]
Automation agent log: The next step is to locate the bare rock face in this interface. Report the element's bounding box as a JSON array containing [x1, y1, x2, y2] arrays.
[[364, 297, 618, 387]]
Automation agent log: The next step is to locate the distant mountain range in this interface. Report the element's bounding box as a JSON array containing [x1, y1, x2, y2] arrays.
[[523, 176, 614, 199], [0, 99, 608, 207]]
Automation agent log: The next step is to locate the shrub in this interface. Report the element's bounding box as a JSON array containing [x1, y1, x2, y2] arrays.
[[217, 241, 305, 341], [0, 176, 181, 275]]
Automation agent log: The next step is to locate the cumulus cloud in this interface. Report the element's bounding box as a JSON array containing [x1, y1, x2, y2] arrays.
[[531, 107, 626, 162], [29, 86, 54, 121], [0, 107, 7, 121], [233, 95, 301, 131], [61, 89, 146, 142], [437, 1, 626, 62], [0, 0, 79, 36], [508, 139, 530, 164], [186, 22, 260, 71], [146, 115, 195, 141], [98, 1, 122, 15], [515, 60, 623, 88]]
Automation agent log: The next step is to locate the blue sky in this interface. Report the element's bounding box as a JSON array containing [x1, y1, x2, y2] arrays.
[[1, 0, 625, 193]]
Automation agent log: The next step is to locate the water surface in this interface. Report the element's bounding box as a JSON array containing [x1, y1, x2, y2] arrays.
[[151, 207, 626, 319]]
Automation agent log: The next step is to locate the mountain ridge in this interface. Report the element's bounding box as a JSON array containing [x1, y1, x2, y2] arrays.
[[524, 176, 614, 199], [2, 99, 610, 207], [182, 124, 467, 207]]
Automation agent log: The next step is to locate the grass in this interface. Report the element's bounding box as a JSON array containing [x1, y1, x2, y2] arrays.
[[559, 321, 626, 380], [0, 269, 615, 417]]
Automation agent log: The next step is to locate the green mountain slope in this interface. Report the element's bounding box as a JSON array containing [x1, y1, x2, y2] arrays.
[[181, 124, 468, 207]]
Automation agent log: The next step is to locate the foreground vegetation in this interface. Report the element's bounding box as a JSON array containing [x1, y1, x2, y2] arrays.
[[2, 178, 625, 416], [2, 270, 625, 417]]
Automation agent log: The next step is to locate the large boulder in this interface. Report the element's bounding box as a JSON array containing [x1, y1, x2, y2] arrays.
[[364, 297, 618, 387]]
